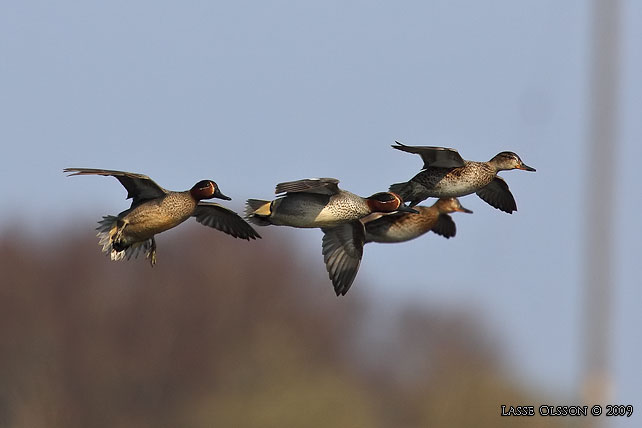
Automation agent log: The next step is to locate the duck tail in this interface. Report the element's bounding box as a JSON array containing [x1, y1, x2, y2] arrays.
[[95, 215, 126, 261], [245, 199, 272, 226], [389, 181, 411, 201]]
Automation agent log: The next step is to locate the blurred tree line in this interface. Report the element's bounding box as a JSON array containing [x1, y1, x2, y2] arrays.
[[0, 224, 568, 428]]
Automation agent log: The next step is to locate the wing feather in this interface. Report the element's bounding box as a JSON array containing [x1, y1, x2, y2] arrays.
[[476, 176, 517, 213], [392, 142, 466, 169], [193, 202, 261, 240], [321, 221, 365, 296], [64, 168, 168, 208], [430, 214, 457, 238], [275, 178, 340, 195]]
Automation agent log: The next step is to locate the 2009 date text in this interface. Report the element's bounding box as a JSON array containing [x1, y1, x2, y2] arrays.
[[605, 405, 633, 417]]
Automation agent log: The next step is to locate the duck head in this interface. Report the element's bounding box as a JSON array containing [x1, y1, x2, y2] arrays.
[[434, 198, 473, 214], [489, 152, 536, 172], [366, 192, 418, 214], [190, 180, 231, 201]]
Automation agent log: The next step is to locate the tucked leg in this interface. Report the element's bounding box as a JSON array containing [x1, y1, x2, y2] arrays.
[[147, 237, 157, 266]]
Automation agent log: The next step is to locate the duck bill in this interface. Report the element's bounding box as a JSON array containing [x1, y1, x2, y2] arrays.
[[397, 205, 419, 214], [519, 163, 536, 172], [457, 206, 473, 214], [214, 188, 232, 200]]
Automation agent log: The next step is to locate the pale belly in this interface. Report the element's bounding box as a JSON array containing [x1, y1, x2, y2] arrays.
[[120, 203, 191, 241], [414, 166, 494, 197], [427, 180, 478, 197]]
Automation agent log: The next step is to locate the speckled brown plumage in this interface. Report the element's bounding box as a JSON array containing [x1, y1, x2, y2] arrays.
[[65, 168, 260, 265], [245, 177, 417, 296], [245, 178, 412, 229], [389, 143, 535, 213], [320, 198, 472, 295]]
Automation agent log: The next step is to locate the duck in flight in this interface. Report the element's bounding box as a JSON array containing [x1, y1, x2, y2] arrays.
[[64, 168, 260, 265], [321, 198, 472, 296], [389, 142, 535, 213], [245, 177, 415, 229], [245, 177, 417, 295]]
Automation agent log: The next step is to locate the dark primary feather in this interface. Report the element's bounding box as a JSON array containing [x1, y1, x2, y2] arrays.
[[430, 214, 456, 238], [321, 222, 365, 296], [275, 178, 340, 195], [193, 202, 261, 240], [392, 142, 466, 169], [475, 176, 517, 213], [64, 168, 167, 208]]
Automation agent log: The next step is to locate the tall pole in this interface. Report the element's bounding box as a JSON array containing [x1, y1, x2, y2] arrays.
[[583, 0, 620, 421]]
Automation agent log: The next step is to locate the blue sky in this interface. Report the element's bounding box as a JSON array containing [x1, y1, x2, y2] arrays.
[[1, 0, 640, 414]]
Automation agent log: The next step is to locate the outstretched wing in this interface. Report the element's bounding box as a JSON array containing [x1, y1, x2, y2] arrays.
[[193, 202, 261, 240], [430, 214, 456, 238], [275, 178, 340, 195], [321, 221, 366, 296], [64, 168, 168, 208], [476, 176, 517, 213], [392, 142, 465, 169]]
